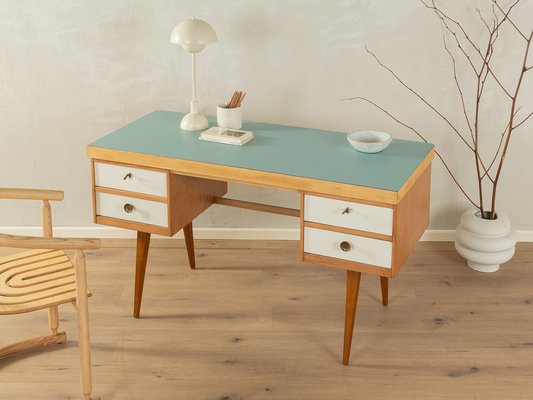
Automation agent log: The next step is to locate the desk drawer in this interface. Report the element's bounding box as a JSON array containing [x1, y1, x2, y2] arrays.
[[304, 195, 392, 235], [96, 192, 168, 227], [94, 162, 167, 197], [304, 227, 392, 268]]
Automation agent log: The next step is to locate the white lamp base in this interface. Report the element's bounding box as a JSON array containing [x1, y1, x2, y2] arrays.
[[180, 112, 209, 131]]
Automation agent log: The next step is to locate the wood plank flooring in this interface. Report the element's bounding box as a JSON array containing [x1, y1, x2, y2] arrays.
[[1, 241, 532, 400]]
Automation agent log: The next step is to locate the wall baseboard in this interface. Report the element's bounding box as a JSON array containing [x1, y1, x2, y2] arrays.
[[2, 226, 533, 242]]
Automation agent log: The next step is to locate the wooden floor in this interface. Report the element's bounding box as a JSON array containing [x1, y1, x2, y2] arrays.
[[1, 241, 532, 400]]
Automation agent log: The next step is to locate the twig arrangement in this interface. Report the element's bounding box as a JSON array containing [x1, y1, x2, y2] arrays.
[[344, 0, 532, 220], [223, 91, 246, 109]]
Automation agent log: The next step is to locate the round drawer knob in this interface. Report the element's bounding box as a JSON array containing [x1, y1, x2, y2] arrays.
[[123, 172, 132, 180], [123, 203, 135, 213], [342, 207, 351, 215], [340, 241, 351, 252]]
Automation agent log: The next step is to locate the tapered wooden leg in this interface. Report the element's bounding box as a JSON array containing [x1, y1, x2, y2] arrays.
[[134, 231, 151, 318], [48, 305, 59, 335], [343, 270, 361, 365], [183, 222, 196, 269], [380, 276, 389, 306]]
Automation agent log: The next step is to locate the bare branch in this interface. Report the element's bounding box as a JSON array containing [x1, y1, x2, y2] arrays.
[[341, 96, 480, 209], [514, 110, 533, 130], [427, 0, 518, 99], [480, 108, 521, 181], [492, 0, 528, 40], [490, 29, 533, 218], [423, 2, 479, 74], [442, 35, 474, 143], [476, 7, 491, 32], [421, 0, 481, 53], [482, 107, 527, 182], [491, 2, 498, 29], [365, 46, 475, 151]]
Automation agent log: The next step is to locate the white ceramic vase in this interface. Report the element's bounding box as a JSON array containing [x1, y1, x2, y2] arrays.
[[455, 209, 516, 273]]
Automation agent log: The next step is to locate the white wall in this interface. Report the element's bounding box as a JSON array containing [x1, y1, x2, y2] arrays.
[[0, 0, 531, 232]]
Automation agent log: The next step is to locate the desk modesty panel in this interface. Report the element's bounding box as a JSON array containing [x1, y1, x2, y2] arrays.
[[88, 110, 434, 204]]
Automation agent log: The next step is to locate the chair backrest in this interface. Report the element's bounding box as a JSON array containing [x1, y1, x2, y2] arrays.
[[0, 188, 64, 238]]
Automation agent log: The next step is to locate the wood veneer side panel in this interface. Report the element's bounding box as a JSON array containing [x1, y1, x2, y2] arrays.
[[168, 174, 228, 236], [391, 164, 432, 277]]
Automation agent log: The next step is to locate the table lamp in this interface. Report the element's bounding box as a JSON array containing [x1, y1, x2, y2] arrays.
[[170, 17, 217, 131]]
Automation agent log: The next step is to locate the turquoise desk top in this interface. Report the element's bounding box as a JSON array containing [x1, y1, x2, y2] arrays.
[[89, 110, 433, 192]]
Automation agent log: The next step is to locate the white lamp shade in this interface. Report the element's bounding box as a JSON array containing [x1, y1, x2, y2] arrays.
[[170, 18, 217, 53]]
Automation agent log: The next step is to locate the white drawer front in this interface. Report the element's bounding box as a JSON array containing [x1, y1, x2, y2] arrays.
[[304, 195, 393, 235], [96, 192, 168, 227], [94, 162, 167, 197], [304, 227, 392, 268]]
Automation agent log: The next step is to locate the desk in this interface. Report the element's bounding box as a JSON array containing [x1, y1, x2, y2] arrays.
[[87, 110, 434, 365]]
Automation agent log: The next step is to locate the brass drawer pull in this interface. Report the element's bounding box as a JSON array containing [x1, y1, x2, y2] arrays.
[[342, 207, 351, 215], [123, 172, 132, 180], [123, 203, 135, 213], [340, 241, 351, 252]]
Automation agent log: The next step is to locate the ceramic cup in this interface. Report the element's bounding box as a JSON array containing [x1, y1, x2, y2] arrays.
[[217, 105, 242, 129]]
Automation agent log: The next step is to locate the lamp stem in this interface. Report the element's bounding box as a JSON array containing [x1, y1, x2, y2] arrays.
[[191, 52, 197, 104]]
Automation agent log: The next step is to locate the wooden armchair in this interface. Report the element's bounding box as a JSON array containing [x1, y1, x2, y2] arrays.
[[0, 188, 101, 400]]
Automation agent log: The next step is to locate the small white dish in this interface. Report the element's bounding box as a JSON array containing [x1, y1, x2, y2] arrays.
[[347, 130, 392, 153]]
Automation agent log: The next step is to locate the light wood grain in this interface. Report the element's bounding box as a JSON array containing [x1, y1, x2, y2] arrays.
[[303, 221, 393, 242], [95, 214, 170, 236], [1, 192, 100, 400], [0, 333, 66, 358], [88, 148, 399, 204], [214, 197, 300, 217], [302, 252, 392, 277], [392, 164, 431, 277], [0, 233, 100, 250], [0, 188, 64, 201], [2, 241, 533, 399], [94, 186, 167, 203]]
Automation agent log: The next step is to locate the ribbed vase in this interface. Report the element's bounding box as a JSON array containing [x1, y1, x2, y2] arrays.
[[455, 210, 516, 273]]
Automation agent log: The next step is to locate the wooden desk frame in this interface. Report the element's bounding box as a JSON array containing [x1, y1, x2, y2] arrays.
[[88, 142, 433, 365]]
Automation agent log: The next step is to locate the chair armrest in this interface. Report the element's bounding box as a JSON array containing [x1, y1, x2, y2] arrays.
[[0, 233, 100, 250], [0, 188, 64, 201]]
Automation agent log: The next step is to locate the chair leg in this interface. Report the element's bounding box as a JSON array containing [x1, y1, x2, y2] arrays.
[[0, 305, 66, 359], [48, 305, 60, 335], [74, 250, 99, 400], [0, 333, 66, 359]]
